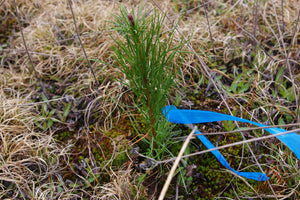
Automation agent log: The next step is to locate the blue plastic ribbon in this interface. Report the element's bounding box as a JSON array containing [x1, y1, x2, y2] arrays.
[[163, 105, 300, 181]]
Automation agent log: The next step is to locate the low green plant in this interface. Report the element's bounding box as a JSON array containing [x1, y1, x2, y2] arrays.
[[110, 6, 184, 159], [33, 95, 58, 130], [33, 94, 72, 131]]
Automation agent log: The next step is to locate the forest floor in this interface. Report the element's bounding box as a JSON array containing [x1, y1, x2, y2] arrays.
[[0, 0, 300, 199]]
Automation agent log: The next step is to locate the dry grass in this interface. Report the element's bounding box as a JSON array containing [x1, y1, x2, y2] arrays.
[[1, 0, 300, 199], [0, 90, 71, 199]]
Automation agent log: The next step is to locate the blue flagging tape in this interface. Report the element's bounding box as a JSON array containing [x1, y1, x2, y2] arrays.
[[162, 105, 300, 181]]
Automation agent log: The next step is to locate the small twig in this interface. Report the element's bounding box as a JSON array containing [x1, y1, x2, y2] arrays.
[[171, 122, 300, 140], [134, 127, 300, 184], [0, 48, 60, 57], [13, 0, 47, 97], [203, 1, 215, 54], [158, 126, 197, 200], [67, 0, 99, 91], [140, 132, 294, 198], [164, 127, 300, 165], [175, 175, 179, 200], [252, 0, 259, 48], [281, 0, 285, 32], [0, 0, 5, 7], [0, 96, 74, 108]]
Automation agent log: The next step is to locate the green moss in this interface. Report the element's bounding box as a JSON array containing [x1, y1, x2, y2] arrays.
[[112, 152, 128, 166]]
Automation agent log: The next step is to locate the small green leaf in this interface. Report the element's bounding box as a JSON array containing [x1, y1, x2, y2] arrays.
[[47, 119, 53, 129]]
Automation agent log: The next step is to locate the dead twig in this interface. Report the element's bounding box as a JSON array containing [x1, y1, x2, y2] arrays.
[[13, 0, 47, 97], [172, 122, 300, 140], [158, 126, 197, 200], [0, 0, 5, 7], [0, 96, 74, 108], [164, 127, 300, 165], [281, 0, 285, 32], [203, 0, 215, 54], [67, 0, 100, 91], [252, 0, 259, 48]]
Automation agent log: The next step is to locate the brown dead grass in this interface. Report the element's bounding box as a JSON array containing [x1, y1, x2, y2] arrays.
[[1, 0, 300, 199], [0, 89, 71, 199]]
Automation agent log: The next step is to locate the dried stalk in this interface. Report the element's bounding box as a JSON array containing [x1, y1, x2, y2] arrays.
[[158, 126, 197, 200], [67, 0, 99, 91]]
